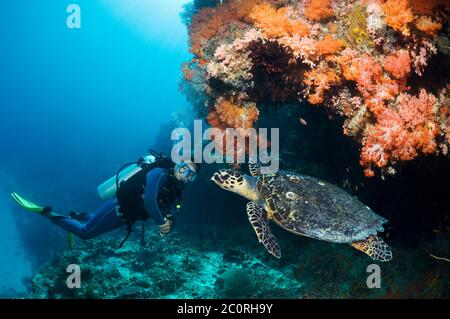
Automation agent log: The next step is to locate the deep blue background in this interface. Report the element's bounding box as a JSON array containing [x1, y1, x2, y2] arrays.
[[0, 0, 191, 296]]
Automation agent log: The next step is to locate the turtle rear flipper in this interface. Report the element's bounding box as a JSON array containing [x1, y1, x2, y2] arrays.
[[247, 202, 281, 258], [351, 236, 393, 262]]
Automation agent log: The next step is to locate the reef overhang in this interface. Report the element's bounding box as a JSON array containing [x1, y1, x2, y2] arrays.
[[180, 0, 450, 177]]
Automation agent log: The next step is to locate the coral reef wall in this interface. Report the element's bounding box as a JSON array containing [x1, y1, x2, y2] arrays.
[[180, 0, 449, 177]]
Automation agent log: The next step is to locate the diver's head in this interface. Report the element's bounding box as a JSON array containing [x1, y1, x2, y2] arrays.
[[174, 161, 200, 183]]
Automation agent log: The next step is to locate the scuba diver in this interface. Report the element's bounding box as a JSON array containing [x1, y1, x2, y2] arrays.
[[11, 150, 199, 247]]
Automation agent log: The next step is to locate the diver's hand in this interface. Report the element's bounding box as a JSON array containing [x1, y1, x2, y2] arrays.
[[159, 215, 174, 237]]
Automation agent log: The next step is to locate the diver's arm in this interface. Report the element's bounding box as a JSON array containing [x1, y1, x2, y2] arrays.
[[159, 217, 173, 237], [174, 180, 184, 210], [143, 169, 167, 226], [159, 178, 183, 236], [142, 168, 176, 237]]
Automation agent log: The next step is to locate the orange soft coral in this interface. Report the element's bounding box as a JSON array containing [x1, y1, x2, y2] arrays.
[[338, 52, 402, 115], [360, 89, 439, 175], [304, 0, 335, 22], [394, 89, 439, 160], [361, 109, 415, 176], [366, 79, 404, 114], [189, 4, 243, 57], [397, 89, 438, 129], [228, 0, 266, 21], [189, 0, 266, 57], [304, 64, 341, 104], [341, 53, 383, 95], [316, 34, 346, 56], [207, 98, 259, 130], [381, 0, 414, 36], [415, 16, 443, 37], [207, 97, 261, 158], [383, 50, 411, 79], [249, 3, 310, 38]]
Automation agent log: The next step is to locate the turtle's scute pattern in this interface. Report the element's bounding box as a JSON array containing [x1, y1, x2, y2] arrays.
[[257, 171, 387, 243], [351, 236, 393, 262]]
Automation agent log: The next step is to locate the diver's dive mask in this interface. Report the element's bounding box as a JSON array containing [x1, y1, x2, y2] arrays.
[[175, 162, 197, 183]]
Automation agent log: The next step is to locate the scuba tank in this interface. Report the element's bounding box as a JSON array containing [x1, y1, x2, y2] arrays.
[[97, 153, 158, 201]]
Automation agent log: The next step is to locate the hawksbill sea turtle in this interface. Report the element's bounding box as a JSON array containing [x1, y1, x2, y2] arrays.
[[211, 164, 393, 262]]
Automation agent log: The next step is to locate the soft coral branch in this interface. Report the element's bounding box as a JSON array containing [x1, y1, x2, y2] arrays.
[[383, 50, 412, 80], [382, 0, 414, 36], [249, 3, 310, 38], [304, 63, 341, 104], [304, 0, 335, 22], [361, 89, 439, 176]]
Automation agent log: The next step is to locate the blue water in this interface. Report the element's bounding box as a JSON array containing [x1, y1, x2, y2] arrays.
[[0, 0, 190, 297]]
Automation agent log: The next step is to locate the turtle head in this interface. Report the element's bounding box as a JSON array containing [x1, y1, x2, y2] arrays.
[[211, 169, 258, 201]]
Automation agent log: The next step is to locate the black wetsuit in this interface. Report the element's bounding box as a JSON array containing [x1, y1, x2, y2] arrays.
[[51, 158, 183, 240]]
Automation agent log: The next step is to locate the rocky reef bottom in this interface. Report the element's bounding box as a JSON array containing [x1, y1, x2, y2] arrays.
[[29, 224, 450, 299]]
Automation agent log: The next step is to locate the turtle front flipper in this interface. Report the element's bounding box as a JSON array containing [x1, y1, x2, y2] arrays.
[[351, 236, 393, 262], [247, 202, 281, 259], [249, 163, 262, 177]]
